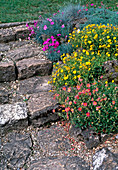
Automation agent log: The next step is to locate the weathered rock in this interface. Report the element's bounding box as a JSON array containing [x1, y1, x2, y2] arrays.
[[102, 60, 118, 84], [27, 92, 59, 126], [28, 156, 90, 170], [0, 132, 32, 169], [0, 102, 28, 134], [7, 43, 46, 62], [92, 147, 118, 170], [0, 25, 33, 43], [18, 76, 52, 94], [0, 60, 16, 82], [69, 125, 102, 149], [0, 43, 10, 52], [0, 89, 9, 104], [16, 58, 53, 80]]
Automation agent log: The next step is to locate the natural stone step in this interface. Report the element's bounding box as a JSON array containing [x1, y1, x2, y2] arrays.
[[16, 58, 52, 80], [0, 25, 32, 43], [0, 102, 28, 134], [0, 60, 16, 82], [6, 42, 46, 62], [27, 92, 59, 126], [18, 76, 52, 94]]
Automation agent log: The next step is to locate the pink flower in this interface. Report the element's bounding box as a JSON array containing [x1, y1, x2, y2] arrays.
[[44, 25, 47, 30], [51, 22, 54, 25], [83, 9, 85, 10], [89, 92, 91, 96], [62, 87, 66, 91], [86, 9, 88, 11], [78, 77, 83, 82], [77, 85, 81, 90], [39, 15, 41, 17], [83, 103, 87, 106], [74, 101, 77, 104], [67, 96, 69, 100], [28, 37, 30, 40], [112, 101, 115, 105], [117, 12, 118, 14], [97, 97, 100, 101], [91, 97, 94, 101], [95, 88, 98, 92], [78, 107, 82, 111], [69, 101, 72, 105], [100, 75, 103, 79], [57, 34, 61, 36], [91, 3, 94, 6], [68, 87, 71, 92], [61, 24, 65, 28], [86, 83, 91, 88], [62, 12, 64, 15], [93, 101, 97, 106], [43, 38, 50, 45], [86, 112, 90, 117], [75, 95, 79, 99], [94, 5, 96, 7], [86, 4, 88, 7], [99, 6, 101, 8], [65, 107, 70, 112]]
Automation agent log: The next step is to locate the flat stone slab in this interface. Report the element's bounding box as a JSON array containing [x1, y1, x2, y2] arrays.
[[28, 156, 90, 170], [7, 43, 46, 62], [16, 58, 53, 80], [0, 60, 16, 82], [0, 132, 32, 169], [27, 92, 59, 126], [0, 102, 28, 131], [93, 147, 118, 170], [18, 76, 52, 94]]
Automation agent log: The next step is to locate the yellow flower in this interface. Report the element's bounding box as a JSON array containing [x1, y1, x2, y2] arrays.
[[88, 41, 92, 44], [73, 70, 77, 74], [86, 62, 91, 65], [60, 69, 63, 73], [86, 51, 89, 55], [105, 81, 108, 84], [82, 49, 86, 53], [112, 80, 114, 83], [113, 37, 116, 40]]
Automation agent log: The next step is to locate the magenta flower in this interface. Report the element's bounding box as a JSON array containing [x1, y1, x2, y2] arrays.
[[26, 23, 29, 27], [61, 24, 65, 28], [42, 45, 48, 51], [91, 3, 94, 6], [43, 38, 50, 45], [57, 34, 61, 36], [54, 41, 59, 48], [50, 22, 54, 25], [93, 101, 97, 106], [86, 9, 88, 11], [44, 25, 47, 30], [39, 15, 41, 17], [57, 50, 60, 53]]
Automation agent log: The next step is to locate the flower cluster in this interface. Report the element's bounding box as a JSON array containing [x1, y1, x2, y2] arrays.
[[55, 78, 118, 134]]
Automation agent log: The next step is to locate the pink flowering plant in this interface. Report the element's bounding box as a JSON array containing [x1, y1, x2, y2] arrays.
[[54, 77, 118, 134]]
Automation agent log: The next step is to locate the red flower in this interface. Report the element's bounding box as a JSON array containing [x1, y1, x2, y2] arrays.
[[78, 107, 82, 111]]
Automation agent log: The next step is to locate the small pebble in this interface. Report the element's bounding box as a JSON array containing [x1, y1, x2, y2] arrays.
[[115, 135, 118, 139]]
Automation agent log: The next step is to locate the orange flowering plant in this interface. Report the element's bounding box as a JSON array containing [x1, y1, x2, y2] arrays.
[[55, 77, 118, 134]]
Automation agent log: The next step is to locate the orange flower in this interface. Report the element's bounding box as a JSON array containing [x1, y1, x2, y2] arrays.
[[78, 107, 82, 111], [112, 101, 115, 105]]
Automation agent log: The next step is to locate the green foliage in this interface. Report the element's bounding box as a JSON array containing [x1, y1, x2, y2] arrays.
[[79, 8, 118, 29]]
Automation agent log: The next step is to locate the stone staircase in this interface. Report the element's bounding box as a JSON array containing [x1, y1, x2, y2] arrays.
[[0, 22, 118, 170], [0, 22, 59, 135]]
